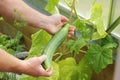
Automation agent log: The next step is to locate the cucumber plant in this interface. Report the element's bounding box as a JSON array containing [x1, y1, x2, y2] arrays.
[[19, 0, 119, 80]]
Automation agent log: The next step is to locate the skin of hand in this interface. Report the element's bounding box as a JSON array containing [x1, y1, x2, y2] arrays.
[[43, 14, 75, 38], [20, 55, 52, 77]]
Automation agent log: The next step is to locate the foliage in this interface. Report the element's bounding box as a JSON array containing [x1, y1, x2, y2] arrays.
[[45, 0, 60, 14], [86, 44, 113, 73], [28, 30, 51, 58], [0, 30, 24, 80], [58, 58, 77, 80], [0, 31, 25, 54], [0, 72, 17, 80], [20, 0, 119, 80]]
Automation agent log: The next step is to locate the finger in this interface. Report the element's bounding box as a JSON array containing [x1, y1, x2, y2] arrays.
[[38, 55, 47, 64], [40, 67, 53, 77], [67, 31, 75, 39], [57, 23, 64, 28], [61, 15, 68, 22], [67, 34, 72, 38], [68, 27, 75, 35], [69, 26, 76, 31], [69, 31, 74, 35], [43, 70, 52, 77]]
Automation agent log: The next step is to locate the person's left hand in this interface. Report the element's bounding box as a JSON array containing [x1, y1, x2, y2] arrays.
[[20, 55, 52, 77], [43, 14, 75, 38]]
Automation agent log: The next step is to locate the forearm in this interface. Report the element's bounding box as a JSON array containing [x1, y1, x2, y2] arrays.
[[0, 49, 52, 77], [0, 0, 49, 30], [0, 49, 24, 73]]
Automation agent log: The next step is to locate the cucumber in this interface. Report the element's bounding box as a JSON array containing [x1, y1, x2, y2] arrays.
[[42, 24, 70, 69]]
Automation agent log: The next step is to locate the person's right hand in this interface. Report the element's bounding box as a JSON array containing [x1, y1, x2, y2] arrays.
[[40, 14, 75, 38], [21, 55, 52, 77]]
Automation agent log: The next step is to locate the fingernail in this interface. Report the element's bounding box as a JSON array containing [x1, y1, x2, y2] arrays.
[[42, 55, 47, 58], [46, 67, 52, 72], [68, 34, 71, 37]]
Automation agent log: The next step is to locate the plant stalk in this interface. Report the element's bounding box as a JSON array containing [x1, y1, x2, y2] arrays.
[[107, 0, 113, 29], [107, 16, 120, 33], [69, 0, 76, 23]]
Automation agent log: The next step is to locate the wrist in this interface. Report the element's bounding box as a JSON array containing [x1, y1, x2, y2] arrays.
[[27, 13, 50, 30], [37, 15, 51, 30], [9, 60, 27, 74]]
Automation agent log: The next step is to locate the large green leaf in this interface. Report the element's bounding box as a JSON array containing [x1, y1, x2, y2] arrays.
[[58, 58, 77, 80], [90, 4, 107, 40], [100, 35, 118, 49], [86, 44, 113, 73], [58, 57, 92, 80], [95, 17, 107, 37], [92, 32, 107, 40], [77, 57, 92, 80], [28, 30, 51, 57], [73, 18, 86, 32], [66, 37, 88, 53], [45, 0, 60, 14], [90, 4, 102, 20]]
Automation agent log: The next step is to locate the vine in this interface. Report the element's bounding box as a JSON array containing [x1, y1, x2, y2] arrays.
[[19, 0, 119, 80]]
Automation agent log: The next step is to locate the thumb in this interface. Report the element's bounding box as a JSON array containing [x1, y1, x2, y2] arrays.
[[38, 55, 47, 64], [61, 15, 68, 23]]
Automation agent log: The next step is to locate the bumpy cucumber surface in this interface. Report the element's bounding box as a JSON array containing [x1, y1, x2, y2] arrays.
[[42, 24, 70, 69]]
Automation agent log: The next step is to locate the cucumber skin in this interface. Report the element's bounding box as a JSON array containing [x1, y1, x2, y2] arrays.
[[42, 24, 70, 69]]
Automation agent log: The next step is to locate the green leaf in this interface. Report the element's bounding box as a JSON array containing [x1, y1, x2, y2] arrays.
[[73, 18, 86, 32], [100, 35, 118, 49], [77, 57, 92, 80], [95, 17, 107, 37], [0, 32, 25, 54], [17, 75, 35, 80], [58, 58, 77, 80], [90, 4, 102, 20], [0, 45, 7, 50], [28, 30, 51, 57], [92, 32, 107, 40], [0, 17, 4, 21], [82, 28, 92, 41], [64, 0, 73, 7], [90, 4, 107, 40], [66, 37, 88, 53], [86, 44, 113, 73], [73, 18, 93, 40], [45, 0, 60, 14]]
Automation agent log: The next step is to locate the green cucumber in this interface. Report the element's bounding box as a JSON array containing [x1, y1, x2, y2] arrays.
[[42, 24, 70, 69]]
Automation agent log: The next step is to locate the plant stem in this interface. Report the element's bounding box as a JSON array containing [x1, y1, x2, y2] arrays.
[[54, 51, 70, 62], [107, 0, 113, 29], [92, 0, 96, 5], [107, 16, 120, 33], [79, 50, 87, 53], [53, 52, 61, 57], [69, 0, 76, 23], [73, 6, 79, 18], [54, 53, 63, 62]]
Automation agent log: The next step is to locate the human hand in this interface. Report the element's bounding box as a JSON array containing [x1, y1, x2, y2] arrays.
[[44, 14, 75, 38], [21, 55, 52, 77]]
